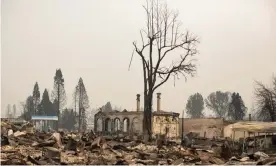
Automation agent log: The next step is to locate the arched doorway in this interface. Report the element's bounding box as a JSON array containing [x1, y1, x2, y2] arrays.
[[104, 118, 112, 132], [114, 118, 121, 132], [123, 118, 130, 132], [131, 117, 140, 133], [96, 118, 103, 132]]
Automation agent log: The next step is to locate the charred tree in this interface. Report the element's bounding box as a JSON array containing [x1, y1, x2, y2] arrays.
[[129, 0, 199, 141]]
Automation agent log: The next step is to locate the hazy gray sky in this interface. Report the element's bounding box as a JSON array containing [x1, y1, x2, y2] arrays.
[[1, 0, 276, 116]]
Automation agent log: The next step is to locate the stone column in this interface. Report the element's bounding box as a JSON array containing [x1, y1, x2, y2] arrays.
[[157, 93, 161, 112], [137, 94, 140, 112], [121, 121, 124, 132], [111, 119, 114, 133], [102, 119, 105, 133]]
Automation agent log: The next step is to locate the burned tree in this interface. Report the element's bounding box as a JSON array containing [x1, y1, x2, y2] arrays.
[[254, 76, 276, 122], [129, 0, 199, 140], [73, 77, 90, 132]]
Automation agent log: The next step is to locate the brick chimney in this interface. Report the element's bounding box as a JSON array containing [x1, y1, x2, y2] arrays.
[[157, 93, 161, 112], [136, 94, 140, 112]]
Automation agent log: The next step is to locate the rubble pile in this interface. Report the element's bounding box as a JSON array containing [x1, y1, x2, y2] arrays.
[[1, 120, 276, 165]]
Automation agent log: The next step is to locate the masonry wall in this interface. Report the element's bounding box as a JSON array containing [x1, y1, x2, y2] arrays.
[[94, 111, 144, 135], [153, 115, 179, 138]]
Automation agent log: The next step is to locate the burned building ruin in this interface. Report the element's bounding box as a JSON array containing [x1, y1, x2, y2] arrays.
[[94, 93, 179, 138]]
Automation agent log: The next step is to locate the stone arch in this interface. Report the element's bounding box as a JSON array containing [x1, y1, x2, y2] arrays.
[[96, 118, 103, 132], [104, 118, 112, 132], [114, 118, 121, 132], [131, 117, 140, 133], [123, 117, 130, 132]]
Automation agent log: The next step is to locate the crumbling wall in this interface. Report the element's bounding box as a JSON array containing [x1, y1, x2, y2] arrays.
[[94, 111, 143, 136], [152, 115, 179, 138]]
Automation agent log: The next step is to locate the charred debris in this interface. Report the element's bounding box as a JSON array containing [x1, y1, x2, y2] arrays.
[[1, 119, 276, 165]]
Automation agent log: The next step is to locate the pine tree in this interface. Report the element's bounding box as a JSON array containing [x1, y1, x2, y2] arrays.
[[60, 108, 77, 131], [21, 96, 34, 121], [38, 89, 54, 116], [228, 92, 247, 120], [74, 77, 90, 132], [52, 69, 66, 128], [32, 82, 40, 114], [105, 102, 112, 112]]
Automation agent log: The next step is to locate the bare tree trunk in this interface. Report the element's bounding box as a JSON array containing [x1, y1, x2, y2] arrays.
[[143, 92, 153, 142], [130, 0, 198, 142]]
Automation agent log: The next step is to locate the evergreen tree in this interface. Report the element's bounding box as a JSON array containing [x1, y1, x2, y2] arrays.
[[104, 102, 112, 112], [32, 82, 40, 114], [21, 96, 34, 121], [38, 89, 54, 116], [228, 92, 247, 120], [74, 77, 90, 132], [52, 69, 66, 127], [60, 108, 77, 131], [52, 99, 59, 116], [186, 93, 204, 118]]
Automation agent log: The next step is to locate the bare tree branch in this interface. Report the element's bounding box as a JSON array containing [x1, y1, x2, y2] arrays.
[[128, 49, 135, 71], [129, 0, 199, 140], [254, 78, 276, 122]]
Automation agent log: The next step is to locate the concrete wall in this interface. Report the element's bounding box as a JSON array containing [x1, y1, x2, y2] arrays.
[[179, 118, 225, 138]]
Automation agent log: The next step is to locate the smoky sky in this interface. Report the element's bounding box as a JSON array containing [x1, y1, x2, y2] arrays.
[[1, 0, 276, 116]]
